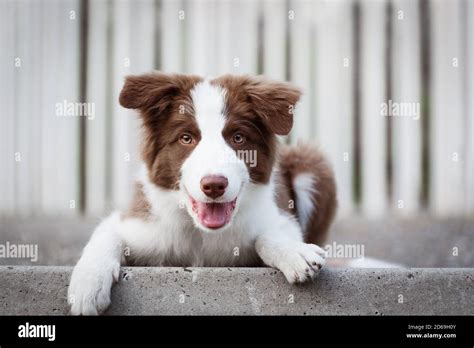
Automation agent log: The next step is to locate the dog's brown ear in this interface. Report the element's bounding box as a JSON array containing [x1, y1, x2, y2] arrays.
[[245, 77, 302, 135], [119, 72, 201, 114]]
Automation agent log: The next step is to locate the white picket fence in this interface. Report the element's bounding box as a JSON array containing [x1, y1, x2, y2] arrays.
[[0, 0, 473, 218]]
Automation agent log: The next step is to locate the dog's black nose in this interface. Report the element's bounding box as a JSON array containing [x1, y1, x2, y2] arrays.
[[200, 175, 228, 199]]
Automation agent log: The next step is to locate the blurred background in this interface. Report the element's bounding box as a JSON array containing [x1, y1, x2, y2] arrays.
[[0, 0, 473, 266]]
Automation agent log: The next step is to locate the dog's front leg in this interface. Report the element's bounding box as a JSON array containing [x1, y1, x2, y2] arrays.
[[255, 217, 326, 284], [68, 212, 123, 315]]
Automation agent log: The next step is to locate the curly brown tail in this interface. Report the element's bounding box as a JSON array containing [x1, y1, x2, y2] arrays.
[[276, 143, 338, 245]]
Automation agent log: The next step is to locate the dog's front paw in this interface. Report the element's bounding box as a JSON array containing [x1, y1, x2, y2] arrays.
[[276, 242, 326, 284], [67, 257, 120, 315]]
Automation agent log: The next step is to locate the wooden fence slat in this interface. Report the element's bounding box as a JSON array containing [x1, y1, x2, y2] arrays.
[[314, 0, 354, 216], [111, 0, 133, 211], [228, 0, 259, 75], [85, 0, 110, 216], [263, 0, 286, 80], [0, 0, 16, 216], [39, 0, 80, 216], [161, 0, 184, 73], [465, 0, 474, 214], [12, 0, 44, 215], [40, 0, 59, 214], [130, 2, 156, 70], [215, 0, 233, 74], [430, 0, 464, 216], [127, 0, 156, 195], [56, 0, 81, 216], [15, 0, 35, 214], [29, 0, 43, 214], [360, 0, 388, 217], [289, 0, 313, 143], [391, 0, 422, 215], [110, 0, 155, 211], [185, 0, 217, 76]]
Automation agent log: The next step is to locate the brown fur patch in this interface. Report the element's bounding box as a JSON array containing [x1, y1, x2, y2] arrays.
[[212, 75, 302, 183], [277, 143, 338, 245], [119, 72, 203, 189]]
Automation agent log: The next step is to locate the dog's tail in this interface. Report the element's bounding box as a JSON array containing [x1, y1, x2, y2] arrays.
[[277, 143, 337, 245]]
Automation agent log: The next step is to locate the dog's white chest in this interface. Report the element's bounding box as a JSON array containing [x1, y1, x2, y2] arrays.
[[196, 227, 259, 266], [118, 217, 258, 267]]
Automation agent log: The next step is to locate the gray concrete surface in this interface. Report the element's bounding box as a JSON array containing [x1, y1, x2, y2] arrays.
[[332, 217, 474, 267], [1, 216, 473, 267], [0, 266, 472, 315]]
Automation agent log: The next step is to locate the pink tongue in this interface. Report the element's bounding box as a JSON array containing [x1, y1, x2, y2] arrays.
[[197, 202, 231, 229]]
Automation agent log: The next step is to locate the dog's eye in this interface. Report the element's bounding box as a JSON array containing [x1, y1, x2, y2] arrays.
[[179, 133, 194, 145], [232, 133, 245, 144]]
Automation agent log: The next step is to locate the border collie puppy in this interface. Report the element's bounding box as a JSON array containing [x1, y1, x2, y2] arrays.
[[68, 72, 337, 315]]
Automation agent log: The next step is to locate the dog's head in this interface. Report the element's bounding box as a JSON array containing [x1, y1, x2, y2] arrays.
[[120, 72, 301, 232]]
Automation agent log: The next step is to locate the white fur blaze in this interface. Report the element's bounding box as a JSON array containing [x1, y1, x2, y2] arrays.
[[292, 173, 318, 233]]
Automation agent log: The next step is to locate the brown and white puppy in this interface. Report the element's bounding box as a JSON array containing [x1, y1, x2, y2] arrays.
[[68, 72, 337, 315]]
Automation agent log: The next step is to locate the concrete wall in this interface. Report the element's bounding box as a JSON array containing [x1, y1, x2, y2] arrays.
[[0, 266, 472, 315]]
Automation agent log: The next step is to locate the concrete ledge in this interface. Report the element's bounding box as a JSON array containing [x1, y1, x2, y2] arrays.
[[0, 266, 472, 315]]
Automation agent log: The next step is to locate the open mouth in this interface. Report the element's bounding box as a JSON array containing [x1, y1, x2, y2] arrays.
[[190, 197, 237, 230]]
